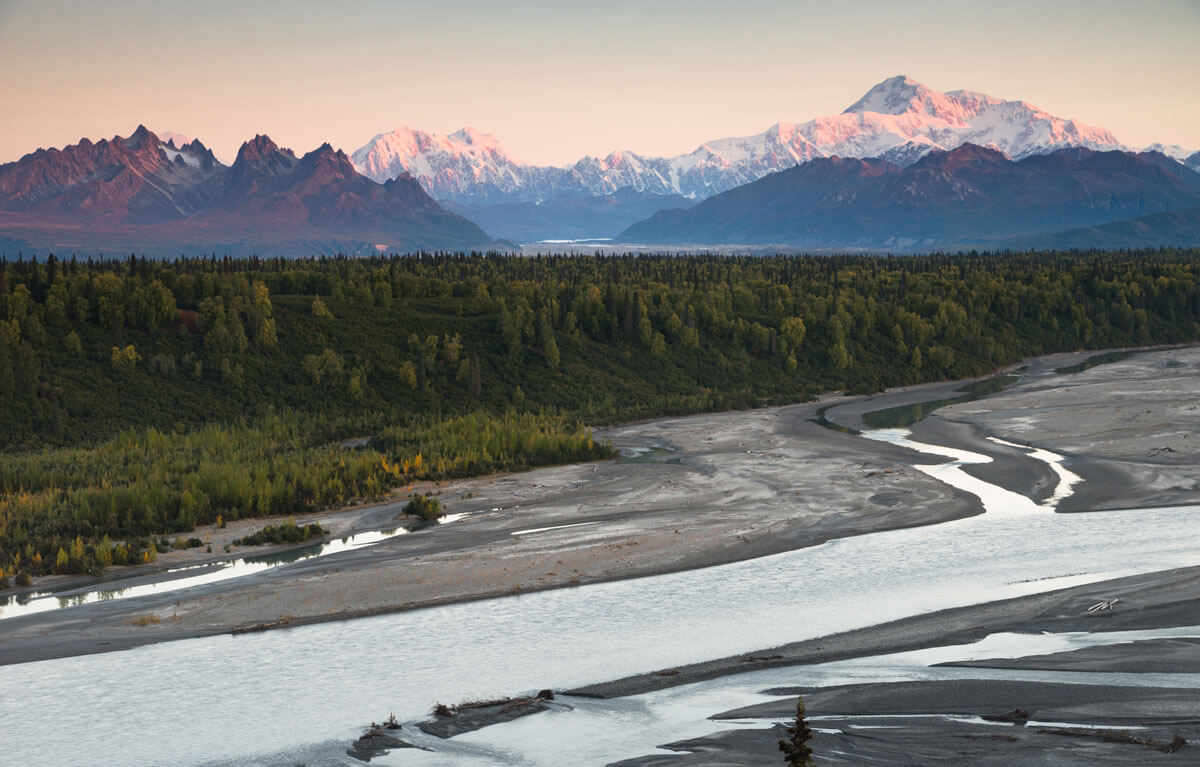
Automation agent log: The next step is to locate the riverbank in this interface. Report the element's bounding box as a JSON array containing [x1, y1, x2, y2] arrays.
[[594, 562, 1200, 766], [580, 344, 1200, 766], [572, 562, 1200, 700], [0, 345, 1195, 671], [615, 677, 1197, 766], [0, 389, 976, 666]]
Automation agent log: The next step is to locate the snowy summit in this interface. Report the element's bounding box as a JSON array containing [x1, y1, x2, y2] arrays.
[[352, 76, 1129, 205]]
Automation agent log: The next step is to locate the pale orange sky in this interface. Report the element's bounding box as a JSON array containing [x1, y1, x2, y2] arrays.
[[1, 0, 1198, 165]]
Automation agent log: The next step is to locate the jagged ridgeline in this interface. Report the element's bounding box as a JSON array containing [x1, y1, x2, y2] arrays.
[[2, 250, 1200, 579]]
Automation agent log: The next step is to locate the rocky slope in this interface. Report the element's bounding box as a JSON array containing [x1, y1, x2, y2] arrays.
[[619, 144, 1200, 249], [0, 128, 501, 256]]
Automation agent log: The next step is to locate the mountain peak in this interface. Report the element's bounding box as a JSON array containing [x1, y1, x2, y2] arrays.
[[301, 143, 356, 178], [916, 142, 1012, 173], [230, 135, 299, 182], [449, 126, 506, 154], [843, 75, 934, 115], [350, 77, 1129, 207], [123, 124, 158, 151], [234, 134, 296, 166]]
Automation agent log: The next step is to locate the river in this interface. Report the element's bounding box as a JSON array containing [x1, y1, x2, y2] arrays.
[[1, 427, 1197, 766]]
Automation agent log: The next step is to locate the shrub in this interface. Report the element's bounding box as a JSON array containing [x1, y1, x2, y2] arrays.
[[233, 521, 326, 546], [403, 493, 442, 522]]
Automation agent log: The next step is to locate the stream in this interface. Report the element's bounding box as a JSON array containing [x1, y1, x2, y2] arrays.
[[2, 426, 1198, 766], [0, 514, 468, 621]]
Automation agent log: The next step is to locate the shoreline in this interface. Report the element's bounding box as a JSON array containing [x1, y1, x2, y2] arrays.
[[9, 341, 1184, 604], [593, 561, 1200, 766], [567, 562, 1200, 700], [1, 343, 1196, 671]]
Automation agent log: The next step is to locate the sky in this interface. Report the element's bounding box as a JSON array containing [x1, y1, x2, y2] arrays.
[[1, 0, 1198, 166]]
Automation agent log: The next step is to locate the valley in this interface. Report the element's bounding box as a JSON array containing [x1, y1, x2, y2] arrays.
[[1, 346, 1198, 765], [2, 9, 1199, 764]]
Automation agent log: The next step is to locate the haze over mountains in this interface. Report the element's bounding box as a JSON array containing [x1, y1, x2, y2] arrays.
[[354, 76, 1133, 203], [348, 75, 1199, 241], [1, 75, 1198, 254], [0, 127, 500, 257], [621, 144, 1200, 249]]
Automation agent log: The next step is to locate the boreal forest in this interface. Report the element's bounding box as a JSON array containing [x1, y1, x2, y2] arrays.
[[2, 249, 1199, 580]]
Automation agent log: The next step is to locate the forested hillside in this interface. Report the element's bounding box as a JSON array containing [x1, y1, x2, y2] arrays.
[[2, 250, 1199, 581]]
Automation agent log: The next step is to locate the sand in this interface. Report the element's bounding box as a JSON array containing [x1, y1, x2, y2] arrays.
[[3, 345, 1198, 673], [4, 343, 1199, 765], [0, 389, 977, 666], [588, 345, 1200, 766]]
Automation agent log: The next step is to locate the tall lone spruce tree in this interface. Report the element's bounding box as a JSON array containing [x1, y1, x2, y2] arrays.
[[779, 696, 814, 767]]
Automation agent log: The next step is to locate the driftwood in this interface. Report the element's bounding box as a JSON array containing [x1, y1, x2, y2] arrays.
[[420, 691, 562, 739], [1038, 728, 1188, 752], [1086, 598, 1121, 614], [981, 708, 1030, 723], [231, 615, 293, 634], [432, 691, 556, 718]]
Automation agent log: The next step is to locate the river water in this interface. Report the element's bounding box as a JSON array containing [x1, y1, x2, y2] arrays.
[[1, 428, 1198, 766], [0, 514, 470, 621]]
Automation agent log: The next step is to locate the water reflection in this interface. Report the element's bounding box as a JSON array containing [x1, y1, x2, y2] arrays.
[[0, 514, 468, 621], [865, 427, 1054, 515], [1054, 350, 1134, 376], [810, 404, 859, 435], [3, 492, 1199, 765], [861, 374, 1019, 429], [2, 419, 1197, 766]]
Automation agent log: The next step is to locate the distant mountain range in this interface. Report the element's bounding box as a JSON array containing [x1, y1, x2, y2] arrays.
[[620, 144, 1200, 249], [1, 75, 1197, 254], [348, 75, 1199, 240], [0, 127, 501, 257], [353, 76, 1143, 203]]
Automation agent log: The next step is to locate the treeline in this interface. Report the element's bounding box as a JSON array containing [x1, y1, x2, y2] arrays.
[[0, 411, 608, 579], [4, 250, 1200, 446], [1, 249, 1199, 579]]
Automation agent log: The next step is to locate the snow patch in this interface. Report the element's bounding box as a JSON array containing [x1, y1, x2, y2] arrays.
[[351, 76, 1129, 205]]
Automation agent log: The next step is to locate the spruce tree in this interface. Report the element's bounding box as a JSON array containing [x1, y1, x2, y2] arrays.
[[779, 696, 814, 767]]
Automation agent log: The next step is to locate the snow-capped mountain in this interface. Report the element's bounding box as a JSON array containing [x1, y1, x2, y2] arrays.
[[1144, 143, 1200, 173], [351, 126, 567, 205], [352, 75, 1131, 205], [620, 144, 1200, 249], [1144, 143, 1195, 161]]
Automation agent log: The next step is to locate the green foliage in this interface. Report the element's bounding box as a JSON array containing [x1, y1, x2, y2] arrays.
[[402, 494, 442, 522], [373, 412, 609, 479], [110, 344, 141, 373], [233, 520, 326, 546], [779, 697, 814, 767], [311, 296, 333, 320], [1, 250, 1200, 579], [2, 251, 1199, 447], [0, 410, 610, 577]]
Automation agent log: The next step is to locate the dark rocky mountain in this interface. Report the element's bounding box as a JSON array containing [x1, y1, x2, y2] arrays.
[[0, 125, 223, 225], [1002, 205, 1200, 250], [620, 145, 1200, 250], [0, 128, 503, 256]]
